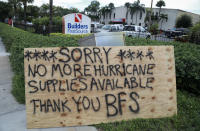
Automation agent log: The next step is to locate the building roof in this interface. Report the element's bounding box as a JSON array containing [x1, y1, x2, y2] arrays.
[[114, 6, 200, 16]]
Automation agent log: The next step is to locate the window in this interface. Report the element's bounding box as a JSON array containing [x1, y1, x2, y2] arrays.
[[124, 26, 130, 31], [114, 13, 115, 19], [140, 12, 142, 19], [111, 26, 116, 31], [128, 26, 135, 31], [156, 12, 158, 16], [139, 23, 141, 26]]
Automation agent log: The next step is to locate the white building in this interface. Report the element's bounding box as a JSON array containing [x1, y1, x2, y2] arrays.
[[100, 6, 200, 30]]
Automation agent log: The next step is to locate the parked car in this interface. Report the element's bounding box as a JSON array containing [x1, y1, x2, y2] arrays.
[[97, 24, 104, 28], [114, 24, 124, 30], [97, 25, 110, 33], [123, 25, 151, 38], [109, 25, 121, 32], [165, 28, 189, 38], [102, 25, 111, 30]]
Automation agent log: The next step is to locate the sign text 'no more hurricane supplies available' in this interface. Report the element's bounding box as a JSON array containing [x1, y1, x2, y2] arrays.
[[24, 46, 177, 129]]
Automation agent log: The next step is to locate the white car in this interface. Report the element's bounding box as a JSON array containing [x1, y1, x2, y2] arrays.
[[109, 25, 121, 32], [123, 25, 151, 38], [102, 25, 111, 30], [114, 24, 124, 30]]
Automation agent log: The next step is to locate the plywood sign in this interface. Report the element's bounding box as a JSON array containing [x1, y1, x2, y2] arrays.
[[24, 46, 177, 129]]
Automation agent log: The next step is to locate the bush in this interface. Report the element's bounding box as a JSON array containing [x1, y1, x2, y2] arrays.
[[190, 22, 200, 44], [176, 14, 192, 28], [0, 23, 79, 103], [32, 16, 62, 34], [32, 16, 62, 27], [149, 23, 158, 35], [125, 37, 200, 94], [50, 33, 92, 39]]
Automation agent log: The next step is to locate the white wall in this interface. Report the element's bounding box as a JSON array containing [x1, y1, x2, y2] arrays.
[[152, 8, 178, 30], [100, 6, 200, 31]]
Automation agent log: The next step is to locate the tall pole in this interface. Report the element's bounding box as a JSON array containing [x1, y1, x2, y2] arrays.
[[24, 1, 27, 30], [49, 0, 53, 34], [148, 0, 153, 30]]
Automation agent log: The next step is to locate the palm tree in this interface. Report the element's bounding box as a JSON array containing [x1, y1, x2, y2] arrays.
[[159, 13, 168, 29], [156, 0, 165, 16], [20, 0, 34, 30], [108, 3, 115, 20], [129, 0, 145, 25], [90, 0, 100, 17], [99, 7, 106, 20], [84, 7, 89, 15], [49, 0, 53, 34], [124, 2, 130, 20], [84, 1, 100, 21]]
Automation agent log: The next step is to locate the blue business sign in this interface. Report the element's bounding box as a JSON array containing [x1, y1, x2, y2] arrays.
[[62, 13, 91, 34]]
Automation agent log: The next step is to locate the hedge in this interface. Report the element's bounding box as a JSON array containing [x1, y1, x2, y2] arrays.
[[0, 23, 79, 103], [0, 22, 200, 103], [125, 37, 200, 94]]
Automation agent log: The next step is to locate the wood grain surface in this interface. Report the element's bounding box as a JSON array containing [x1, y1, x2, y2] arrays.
[[24, 46, 177, 129]]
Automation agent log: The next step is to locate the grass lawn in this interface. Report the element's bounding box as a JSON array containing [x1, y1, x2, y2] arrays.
[[95, 90, 200, 131]]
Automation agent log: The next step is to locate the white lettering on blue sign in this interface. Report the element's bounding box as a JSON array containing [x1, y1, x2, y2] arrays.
[[63, 13, 91, 34]]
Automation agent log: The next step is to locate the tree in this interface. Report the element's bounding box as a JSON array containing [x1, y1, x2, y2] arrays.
[[129, 0, 145, 24], [99, 7, 106, 20], [84, 0, 100, 21], [190, 22, 200, 44], [39, 4, 79, 17], [176, 14, 192, 28], [8, 0, 20, 19], [145, 8, 159, 24], [124, 2, 130, 20], [40, 4, 49, 17], [156, 0, 165, 16], [159, 13, 168, 29], [0, 1, 12, 22], [69, 7, 79, 13], [99, 6, 110, 21], [26, 5, 39, 20], [20, 0, 34, 30], [49, 0, 53, 34], [108, 3, 115, 20]]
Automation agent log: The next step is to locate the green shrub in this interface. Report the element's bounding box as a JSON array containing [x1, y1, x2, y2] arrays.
[[32, 16, 62, 26], [190, 22, 200, 44], [50, 33, 92, 39], [32, 16, 62, 34], [126, 37, 200, 94], [176, 14, 193, 28], [0, 23, 80, 103], [149, 23, 159, 35]]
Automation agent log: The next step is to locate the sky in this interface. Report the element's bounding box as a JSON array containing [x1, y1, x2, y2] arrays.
[[1, 0, 200, 14]]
